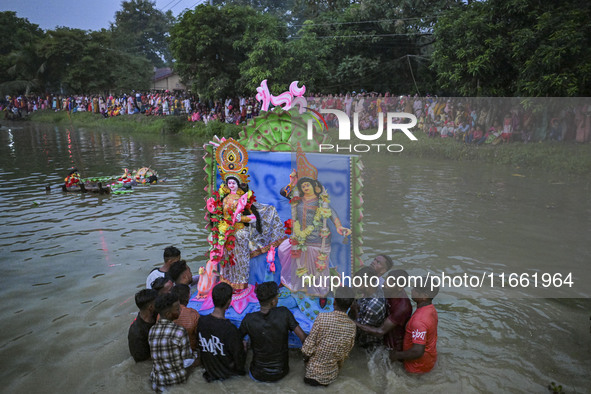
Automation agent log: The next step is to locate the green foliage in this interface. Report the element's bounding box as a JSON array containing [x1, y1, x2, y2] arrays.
[[4, 0, 590, 98], [0, 12, 45, 92], [1, 23, 152, 95], [431, 0, 591, 96], [235, 12, 291, 93], [0, 12, 43, 56], [111, 0, 174, 67], [548, 381, 564, 393], [170, 5, 289, 100], [189, 120, 243, 138], [285, 20, 331, 92]]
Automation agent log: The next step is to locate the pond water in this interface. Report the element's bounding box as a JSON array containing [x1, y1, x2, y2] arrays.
[[0, 121, 589, 393]]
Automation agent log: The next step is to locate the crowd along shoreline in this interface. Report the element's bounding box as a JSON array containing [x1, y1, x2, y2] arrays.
[[11, 109, 591, 177]]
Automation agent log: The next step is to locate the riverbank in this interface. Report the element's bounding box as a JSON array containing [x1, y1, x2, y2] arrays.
[[19, 110, 591, 175], [25, 109, 242, 138], [393, 134, 591, 176]]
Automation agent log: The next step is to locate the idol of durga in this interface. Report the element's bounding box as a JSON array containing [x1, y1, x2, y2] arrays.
[[199, 138, 286, 295]]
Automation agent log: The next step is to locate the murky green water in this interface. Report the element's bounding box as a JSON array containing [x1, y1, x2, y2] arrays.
[[0, 121, 589, 393]]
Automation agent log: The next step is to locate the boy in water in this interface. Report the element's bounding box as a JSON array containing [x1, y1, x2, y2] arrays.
[[146, 246, 181, 288], [301, 286, 357, 386], [389, 275, 439, 373], [240, 281, 307, 382], [171, 284, 200, 352], [356, 269, 412, 351], [351, 266, 388, 349], [149, 293, 195, 392], [197, 282, 246, 382], [128, 289, 158, 362]]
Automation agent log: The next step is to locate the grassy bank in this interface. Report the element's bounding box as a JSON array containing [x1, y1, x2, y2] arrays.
[[24, 110, 591, 175], [392, 133, 591, 175], [27, 110, 242, 138]]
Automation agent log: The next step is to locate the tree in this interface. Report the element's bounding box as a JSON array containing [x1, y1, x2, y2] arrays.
[[170, 5, 288, 100], [431, 0, 591, 96], [0, 12, 44, 89], [285, 20, 331, 92], [111, 0, 174, 67], [237, 21, 291, 94], [1, 44, 46, 96], [284, 0, 459, 94], [34, 28, 152, 94], [65, 30, 152, 93], [37, 28, 89, 93]]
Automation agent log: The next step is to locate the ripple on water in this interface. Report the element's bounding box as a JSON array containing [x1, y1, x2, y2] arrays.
[[1, 126, 589, 393]]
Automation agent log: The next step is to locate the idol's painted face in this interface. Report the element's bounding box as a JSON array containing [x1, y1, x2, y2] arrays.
[[227, 178, 238, 193], [301, 181, 313, 195]]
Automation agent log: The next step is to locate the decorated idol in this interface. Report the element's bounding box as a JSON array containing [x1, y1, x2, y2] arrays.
[[199, 138, 285, 295], [278, 145, 351, 296]]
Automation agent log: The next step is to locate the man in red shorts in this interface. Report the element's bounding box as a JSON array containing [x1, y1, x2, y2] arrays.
[[389, 275, 439, 373]]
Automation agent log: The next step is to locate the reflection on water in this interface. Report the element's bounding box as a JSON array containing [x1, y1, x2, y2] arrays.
[[0, 122, 589, 393]]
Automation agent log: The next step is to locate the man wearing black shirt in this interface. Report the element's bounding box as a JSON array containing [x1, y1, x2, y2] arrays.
[[240, 281, 307, 382], [197, 283, 246, 382], [128, 289, 158, 362]]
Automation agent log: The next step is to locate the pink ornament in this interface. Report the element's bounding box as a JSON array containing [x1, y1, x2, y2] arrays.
[[270, 91, 293, 110], [256, 80, 272, 112], [206, 197, 216, 213], [267, 245, 276, 263], [289, 81, 306, 97]]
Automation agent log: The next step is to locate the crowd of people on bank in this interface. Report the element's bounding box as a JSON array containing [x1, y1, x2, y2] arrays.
[[4, 91, 590, 143], [129, 246, 440, 392]]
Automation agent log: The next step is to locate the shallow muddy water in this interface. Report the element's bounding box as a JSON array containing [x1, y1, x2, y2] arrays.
[[0, 121, 589, 393]]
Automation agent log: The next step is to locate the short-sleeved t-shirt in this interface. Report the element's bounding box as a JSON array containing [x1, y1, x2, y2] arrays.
[[128, 313, 155, 362], [146, 268, 166, 289], [403, 304, 438, 373], [385, 294, 412, 351], [239, 306, 299, 382], [197, 314, 246, 382]]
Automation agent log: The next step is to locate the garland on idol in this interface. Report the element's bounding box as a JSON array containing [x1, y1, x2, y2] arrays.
[[289, 145, 333, 275], [205, 185, 256, 268]]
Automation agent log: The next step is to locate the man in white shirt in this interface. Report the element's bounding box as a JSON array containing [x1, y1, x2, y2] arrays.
[[146, 246, 181, 288]]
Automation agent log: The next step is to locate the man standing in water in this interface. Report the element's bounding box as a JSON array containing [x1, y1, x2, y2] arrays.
[[389, 275, 439, 373], [356, 269, 412, 351], [351, 266, 388, 349], [301, 286, 357, 386], [368, 254, 394, 285], [128, 289, 158, 362], [149, 293, 195, 391], [146, 246, 181, 288], [197, 282, 246, 382], [240, 281, 307, 382]]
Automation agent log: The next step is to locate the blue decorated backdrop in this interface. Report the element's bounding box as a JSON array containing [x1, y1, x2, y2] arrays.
[[216, 151, 353, 279]]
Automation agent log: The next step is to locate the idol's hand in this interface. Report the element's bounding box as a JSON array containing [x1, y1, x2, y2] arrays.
[[337, 226, 351, 237], [289, 169, 298, 186], [248, 214, 257, 223]]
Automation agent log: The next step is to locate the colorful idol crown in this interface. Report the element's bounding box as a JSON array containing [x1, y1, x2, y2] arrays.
[[215, 138, 249, 184], [296, 144, 317, 180]]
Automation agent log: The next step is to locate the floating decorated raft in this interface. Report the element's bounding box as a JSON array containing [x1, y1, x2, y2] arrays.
[[55, 167, 162, 195], [189, 80, 365, 346]]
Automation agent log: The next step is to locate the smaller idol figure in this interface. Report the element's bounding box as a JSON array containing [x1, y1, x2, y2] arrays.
[[278, 146, 351, 296], [199, 139, 286, 296]]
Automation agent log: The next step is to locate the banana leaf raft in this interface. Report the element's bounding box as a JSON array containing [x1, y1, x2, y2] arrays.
[[55, 167, 162, 195]]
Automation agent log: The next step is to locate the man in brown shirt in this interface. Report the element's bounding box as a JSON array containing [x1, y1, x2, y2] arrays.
[[172, 284, 200, 352], [301, 287, 357, 386]]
